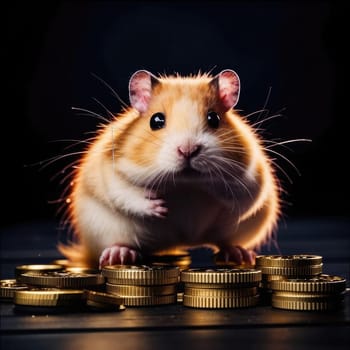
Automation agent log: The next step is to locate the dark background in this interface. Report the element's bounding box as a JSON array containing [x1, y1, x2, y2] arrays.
[[3, 0, 349, 229]]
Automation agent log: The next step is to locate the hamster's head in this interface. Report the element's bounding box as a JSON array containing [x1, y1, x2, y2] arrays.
[[117, 69, 249, 187]]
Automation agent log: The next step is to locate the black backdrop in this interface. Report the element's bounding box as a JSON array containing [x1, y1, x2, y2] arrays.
[[4, 1, 349, 228]]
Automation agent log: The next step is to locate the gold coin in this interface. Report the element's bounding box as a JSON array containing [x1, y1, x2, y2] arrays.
[[184, 281, 260, 288], [260, 274, 286, 289], [86, 300, 126, 311], [106, 283, 177, 296], [270, 274, 346, 293], [0, 279, 29, 300], [184, 286, 258, 298], [16, 264, 64, 278], [102, 265, 179, 285], [18, 271, 105, 289], [118, 294, 177, 306], [256, 255, 322, 268], [262, 274, 286, 281], [84, 290, 124, 308], [183, 294, 259, 309], [65, 267, 101, 274], [14, 289, 84, 307], [258, 264, 323, 276], [180, 268, 261, 284], [272, 294, 345, 311], [273, 291, 346, 300]]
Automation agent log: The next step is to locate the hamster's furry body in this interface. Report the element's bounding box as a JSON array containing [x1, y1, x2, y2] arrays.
[[59, 70, 280, 268]]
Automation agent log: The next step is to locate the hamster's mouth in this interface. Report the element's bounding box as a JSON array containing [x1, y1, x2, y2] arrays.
[[177, 163, 203, 177], [180, 167, 201, 176]]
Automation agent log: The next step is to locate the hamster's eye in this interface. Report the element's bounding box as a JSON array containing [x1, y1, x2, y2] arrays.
[[207, 111, 220, 129], [150, 112, 166, 130]]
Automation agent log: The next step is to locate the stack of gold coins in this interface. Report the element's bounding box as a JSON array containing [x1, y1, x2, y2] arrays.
[[180, 268, 261, 309], [6, 265, 109, 313], [102, 265, 179, 306], [270, 274, 347, 311], [144, 250, 192, 302], [256, 255, 323, 279], [255, 255, 323, 304]]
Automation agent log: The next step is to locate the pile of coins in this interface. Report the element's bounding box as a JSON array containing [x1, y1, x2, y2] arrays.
[[4, 264, 108, 313], [0, 261, 124, 314], [255, 255, 347, 310], [180, 268, 261, 309], [0, 253, 347, 312], [270, 275, 347, 311], [102, 265, 179, 306]]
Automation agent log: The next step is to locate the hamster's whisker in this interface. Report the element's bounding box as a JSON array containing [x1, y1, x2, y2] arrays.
[[27, 151, 88, 172], [49, 138, 95, 152], [260, 86, 272, 116], [90, 72, 129, 109], [71, 107, 110, 124], [211, 154, 247, 174], [264, 138, 312, 149], [218, 146, 248, 156], [244, 108, 269, 119], [92, 97, 116, 120], [269, 158, 294, 184], [250, 113, 283, 128], [265, 148, 301, 176], [210, 163, 236, 199], [51, 161, 79, 183], [210, 157, 254, 199]]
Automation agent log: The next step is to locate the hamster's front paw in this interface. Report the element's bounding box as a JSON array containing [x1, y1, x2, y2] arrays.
[[144, 190, 168, 218], [99, 245, 141, 268], [217, 245, 256, 265]]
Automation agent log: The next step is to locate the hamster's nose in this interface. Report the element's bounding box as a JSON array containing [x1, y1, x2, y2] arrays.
[[177, 144, 201, 159]]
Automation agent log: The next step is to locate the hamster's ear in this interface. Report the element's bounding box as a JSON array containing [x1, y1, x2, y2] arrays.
[[212, 70, 240, 110], [129, 70, 159, 113]]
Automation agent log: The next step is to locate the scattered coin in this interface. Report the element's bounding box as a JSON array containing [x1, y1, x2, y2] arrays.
[[13, 288, 85, 314], [18, 271, 105, 289], [84, 290, 125, 311], [0, 279, 29, 301]]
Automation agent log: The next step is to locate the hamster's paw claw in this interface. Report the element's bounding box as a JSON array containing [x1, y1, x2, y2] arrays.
[[217, 246, 256, 265], [148, 198, 168, 218], [99, 245, 140, 268], [144, 190, 168, 218]]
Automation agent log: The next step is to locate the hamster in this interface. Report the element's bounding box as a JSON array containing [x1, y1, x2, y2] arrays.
[[58, 69, 281, 268]]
